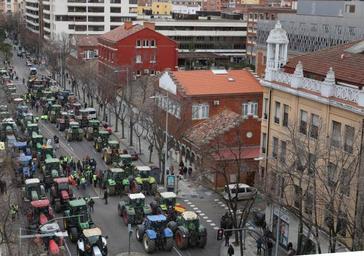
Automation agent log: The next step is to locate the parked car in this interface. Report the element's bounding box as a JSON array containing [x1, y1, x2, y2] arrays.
[[26, 60, 32, 67], [223, 183, 257, 201]]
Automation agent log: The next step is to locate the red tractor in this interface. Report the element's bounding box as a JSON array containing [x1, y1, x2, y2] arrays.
[[50, 177, 74, 213], [39, 222, 66, 256], [27, 199, 54, 232]]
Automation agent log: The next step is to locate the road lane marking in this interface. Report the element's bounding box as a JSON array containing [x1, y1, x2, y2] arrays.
[[214, 199, 219, 201], [206, 220, 212, 223], [190, 204, 195, 207], [173, 247, 184, 256], [203, 216, 208, 219], [214, 227, 219, 230], [193, 207, 198, 210], [210, 223, 216, 226]]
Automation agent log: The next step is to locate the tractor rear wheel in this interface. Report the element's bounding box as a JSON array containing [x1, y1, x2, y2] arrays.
[[69, 227, 78, 243], [165, 237, 173, 251], [143, 234, 156, 253], [136, 225, 144, 241], [175, 229, 188, 250], [122, 210, 129, 226], [198, 235, 207, 248]]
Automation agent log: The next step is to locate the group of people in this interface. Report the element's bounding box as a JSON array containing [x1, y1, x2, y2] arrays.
[[166, 160, 193, 179]]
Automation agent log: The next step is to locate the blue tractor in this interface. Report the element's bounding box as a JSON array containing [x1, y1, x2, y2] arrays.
[[136, 215, 174, 253]]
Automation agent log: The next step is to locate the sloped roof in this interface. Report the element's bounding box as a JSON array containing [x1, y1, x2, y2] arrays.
[[185, 109, 242, 147], [99, 24, 144, 43], [170, 69, 262, 96], [285, 40, 364, 86], [76, 35, 99, 47]]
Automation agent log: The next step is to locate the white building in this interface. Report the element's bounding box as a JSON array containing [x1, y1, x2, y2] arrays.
[[25, 0, 138, 40], [172, 4, 200, 15]]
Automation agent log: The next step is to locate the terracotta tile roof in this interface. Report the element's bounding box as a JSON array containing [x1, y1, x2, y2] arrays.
[[171, 69, 262, 96], [285, 40, 364, 86], [99, 24, 144, 44], [76, 35, 99, 47], [185, 109, 242, 147]]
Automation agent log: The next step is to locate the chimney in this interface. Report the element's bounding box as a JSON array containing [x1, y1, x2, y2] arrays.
[[143, 21, 155, 31], [124, 21, 133, 30]]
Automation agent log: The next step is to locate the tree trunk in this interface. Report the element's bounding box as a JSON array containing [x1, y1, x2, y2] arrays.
[[149, 149, 153, 163], [129, 118, 133, 146], [138, 136, 142, 155], [114, 110, 119, 133], [121, 118, 125, 139]]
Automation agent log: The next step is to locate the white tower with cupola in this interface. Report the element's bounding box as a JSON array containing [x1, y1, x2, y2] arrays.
[[265, 21, 289, 81]]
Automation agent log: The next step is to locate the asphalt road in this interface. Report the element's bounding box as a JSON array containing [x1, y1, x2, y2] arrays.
[[9, 47, 237, 256]]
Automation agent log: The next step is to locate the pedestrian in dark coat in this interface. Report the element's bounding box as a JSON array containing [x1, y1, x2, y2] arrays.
[[183, 166, 188, 178], [224, 231, 230, 246], [257, 237, 262, 255], [188, 166, 192, 177], [104, 190, 108, 204], [267, 239, 273, 256], [228, 244, 234, 256], [88, 198, 95, 212]]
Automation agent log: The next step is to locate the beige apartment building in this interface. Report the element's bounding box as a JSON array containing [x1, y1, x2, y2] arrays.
[[259, 22, 364, 253]]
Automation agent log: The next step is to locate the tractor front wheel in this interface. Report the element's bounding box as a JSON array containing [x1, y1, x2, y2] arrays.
[[136, 225, 144, 241], [143, 234, 156, 253], [69, 227, 78, 243], [165, 237, 173, 251], [198, 235, 207, 248], [175, 229, 188, 250]]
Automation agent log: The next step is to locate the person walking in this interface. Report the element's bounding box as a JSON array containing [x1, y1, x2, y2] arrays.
[[256, 237, 262, 255], [103, 189, 108, 204], [183, 166, 187, 179], [188, 166, 192, 177], [92, 173, 97, 188], [287, 242, 296, 256], [224, 231, 230, 246], [88, 198, 95, 212], [53, 135, 59, 151], [228, 244, 234, 256]]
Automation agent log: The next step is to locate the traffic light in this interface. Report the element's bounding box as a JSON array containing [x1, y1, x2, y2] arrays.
[[217, 228, 224, 240]]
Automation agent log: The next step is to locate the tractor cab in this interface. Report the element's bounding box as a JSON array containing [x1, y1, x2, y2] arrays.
[[1, 118, 17, 140], [151, 192, 185, 221], [17, 154, 33, 179], [24, 178, 46, 202], [65, 121, 83, 141], [28, 199, 54, 229], [103, 168, 126, 195], [57, 111, 73, 131], [31, 132, 43, 150], [128, 193, 146, 208], [134, 166, 157, 195], [118, 192, 152, 225], [77, 228, 108, 256], [26, 123, 39, 137], [178, 211, 199, 228], [102, 140, 121, 165], [39, 144, 54, 162], [94, 131, 110, 152], [119, 154, 132, 167], [78, 109, 89, 128], [73, 102, 82, 117], [58, 90, 72, 105], [64, 199, 94, 242], [49, 104, 62, 123], [85, 119, 100, 141], [43, 158, 62, 188], [51, 177, 74, 213], [136, 166, 151, 179]]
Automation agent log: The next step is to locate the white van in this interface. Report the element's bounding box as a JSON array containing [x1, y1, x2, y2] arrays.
[[29, 67, 37, 76], [223, 183, 256, 201], [85, 108, 97, 119]]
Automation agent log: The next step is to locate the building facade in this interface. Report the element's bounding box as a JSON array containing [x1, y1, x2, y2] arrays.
[[1, 0, 19, 14], [259, 22, 364, 252], [156, 69, 262, 187], [255, 0, 364, 76], [25, 0, 138, 40], [201, 0, 221, 11], [98, 21, 177, 79]]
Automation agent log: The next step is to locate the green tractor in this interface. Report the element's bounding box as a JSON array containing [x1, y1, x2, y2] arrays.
[[132, 166, 158, 196], [77, 109, 89, 128], [168, 211, 207, 249], [117, 193, 152, 225], [103, 168, 130, 195], [0, 118, 18, 141], [30, 132, 43, 155], [57, 111, 73, 132], [49, 104, 62, 123], [41, 157, 62, 189], [85, 119, 100, 141], [65, 121, 83, 142], [38, 144, 54, 163], [102, 140, 121, 165], [94, 130, 109, 152], [20, 113, 35, 132], [63, 198, 94, 242], [26, 123, 39, 137]]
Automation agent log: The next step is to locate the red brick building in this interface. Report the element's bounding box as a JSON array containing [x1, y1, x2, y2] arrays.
[[156, 69, 263, 188], [97, 21, 178, 81], [72, 35, 99, 61]]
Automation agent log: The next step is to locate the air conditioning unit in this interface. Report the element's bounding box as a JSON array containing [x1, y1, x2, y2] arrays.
[[213, 100, 220, 106], [144, 69, 149, 74]]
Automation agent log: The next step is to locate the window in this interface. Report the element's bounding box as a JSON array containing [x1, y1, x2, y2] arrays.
[[327, 162, 337, 187], [304, 191, 313, 215], [192, 104, 209, 120], [262, 133, 267, 154], [300, 110, 308, 134], [283, 104, 289, 127], [274, 102, 280, 124], [345, 4, 355, 13], [280, 141, 286, 163], [272, 137, 278, 159], [136, 40, 141, 47], [344, 125, 354, 153], [340, 168, 350, 196], [136, 70, 141, 76], [242, 101, 258, 117], [143, 40, 148, 47], [263, 98, 268, 119], [294, 185, 302, 209], [310, 114, 319, 139], [135, 55, 142, 63], [150, 54, 156, 63], [331, 121, 342, 147], [150, 40, 156, 47]]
